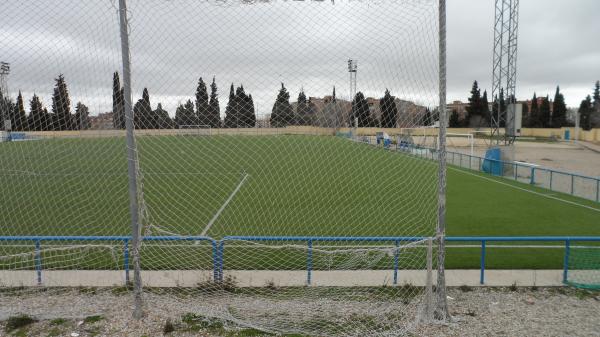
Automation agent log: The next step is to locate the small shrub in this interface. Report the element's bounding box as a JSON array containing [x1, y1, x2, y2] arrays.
[[222, 275, 238, 292], [50, 318, 66, 326], [83, 315, 104, 324], [509, 282, 518, 292], [458, 285, 473, 292], [4, 314, 37, 332], [265, 280, 277, 290], [163, 319, 175, 335], [47, 327, 62, 337]]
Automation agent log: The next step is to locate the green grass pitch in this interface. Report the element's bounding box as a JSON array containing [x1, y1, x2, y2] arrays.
[[0, 134, 599, 270]]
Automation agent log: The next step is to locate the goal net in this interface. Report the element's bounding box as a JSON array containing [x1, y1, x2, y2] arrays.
[[0, 0, 446, 335], [176, 124, 212, 136]]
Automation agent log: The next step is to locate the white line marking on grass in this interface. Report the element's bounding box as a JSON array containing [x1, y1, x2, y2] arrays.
[[201, 173, 249, 236], [449, 167, 600, 213]]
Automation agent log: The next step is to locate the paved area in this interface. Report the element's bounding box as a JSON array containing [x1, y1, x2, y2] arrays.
[[0, 269, 564, 288], [447, 140, 600, 177]]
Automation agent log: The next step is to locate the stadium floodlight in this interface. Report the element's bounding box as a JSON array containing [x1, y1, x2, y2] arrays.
[[348, 59, 357, 102], [0, 62, 9, 74]]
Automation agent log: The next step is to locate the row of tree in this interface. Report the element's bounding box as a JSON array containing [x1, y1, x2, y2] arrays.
[[0, 75, 91, 132], [449, 80, 600, 130], [2, 72, 440, 131]]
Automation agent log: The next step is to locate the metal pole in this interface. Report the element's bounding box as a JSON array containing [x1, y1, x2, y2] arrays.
[[480, 240, 486, 284], [435, 0, 449, 321], [307, 240, 313, 285], [118, 0, 143, 319]]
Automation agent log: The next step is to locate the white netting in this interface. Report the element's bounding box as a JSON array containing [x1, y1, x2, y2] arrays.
[[0, 0, 445, 335]]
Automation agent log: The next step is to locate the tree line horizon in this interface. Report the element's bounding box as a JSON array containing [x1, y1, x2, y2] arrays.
[[449, 80, 600, 131], [1, 73, 598, 132]]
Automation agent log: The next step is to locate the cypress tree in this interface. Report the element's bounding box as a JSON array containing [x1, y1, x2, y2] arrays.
[[233, 85, 255, 128], [270, 83, 293, 127], [295, 90, 310, 125], [449, 109, 460, 127], [579, 95, 593, 131], [175, 100, 196, 128], [195, 77, 210, 127], [12, 91, 28, 131], [224, 83, 237, 128], [247, 94, 256, 127], [551, 86, 567, 128], [133, 88, 154, 129], [112, 72, 125, 129], [466, 81, 482, 125], [528, 93, 539, 127], [28, 94, 47, 131], [480, 90, 490, 126], [539, 95, 551, 128], [153, 103, 173, 129], [521, 101, 529, 127], [51, 74, 73, 130], [591, 81, 600, 128], [74, 102, 91, 130], [593, 80, 600, 109], [208, 77, 221, 128], [380, 89, 398, 128], [422, 108, 433, 126], [351, 92, 374, 127]]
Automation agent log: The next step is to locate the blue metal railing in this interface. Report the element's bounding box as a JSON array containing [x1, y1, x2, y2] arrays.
[[2, 235, 599, 286], [350, 135, 600, 203], [0, 236, 215, 285]]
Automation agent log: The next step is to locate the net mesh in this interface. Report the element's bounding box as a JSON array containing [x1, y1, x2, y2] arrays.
[[566, 246, 600, 290], [0, 0, 443, 335]]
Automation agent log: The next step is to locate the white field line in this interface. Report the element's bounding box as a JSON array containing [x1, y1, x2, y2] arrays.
[[449, 166, 600, 213], [201, 173, 249, 236]]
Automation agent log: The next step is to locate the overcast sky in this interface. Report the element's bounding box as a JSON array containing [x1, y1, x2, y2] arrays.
[[2, 0, 598, 117]]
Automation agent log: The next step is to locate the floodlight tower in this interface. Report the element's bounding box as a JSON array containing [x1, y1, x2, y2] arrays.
[[491, 0, 519, 145], [0, 62, 11, 130], [348, 59, 357, 101]]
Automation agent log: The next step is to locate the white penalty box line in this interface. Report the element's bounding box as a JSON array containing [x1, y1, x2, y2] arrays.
[[201, 172, 250, 236]]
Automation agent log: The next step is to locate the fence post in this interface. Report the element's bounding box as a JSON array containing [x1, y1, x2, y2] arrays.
[[571, 175, 574, 195], [530, 167, 536, 185], [393, 240, 399, 285], [35, 240, 42, 285], [118, 0, 143, 319], [480, 240, 486, 285], [307, 240, 313, 285], [597, 180, 600, 202], [124, 238, 130, 284], [218, 241, 224, 282], [563, 240, 571, 284], [513, 163, 517, 180], [550, 171, 553, 190]]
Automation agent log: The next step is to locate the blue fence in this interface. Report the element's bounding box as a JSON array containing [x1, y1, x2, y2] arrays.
[[355, 135, 600, 203], [1, 235, 599, 286]]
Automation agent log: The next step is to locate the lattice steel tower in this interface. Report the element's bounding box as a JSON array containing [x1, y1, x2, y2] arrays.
[[491, 0, 519, 144], [0, 62, 10, 129]]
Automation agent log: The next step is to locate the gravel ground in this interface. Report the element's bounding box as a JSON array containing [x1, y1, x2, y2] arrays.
[[1, 287, 599, 336]]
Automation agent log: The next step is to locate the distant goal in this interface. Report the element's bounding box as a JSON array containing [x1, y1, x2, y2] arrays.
[[176, 124, 212, 136]]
